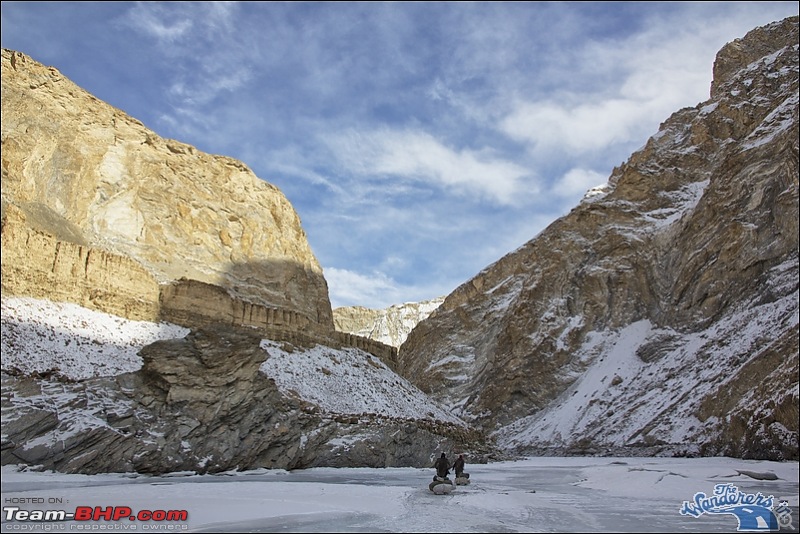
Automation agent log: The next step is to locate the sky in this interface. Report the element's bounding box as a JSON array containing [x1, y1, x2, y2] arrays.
[[1, 2, 798, 309], [2, 457, 798, 532]]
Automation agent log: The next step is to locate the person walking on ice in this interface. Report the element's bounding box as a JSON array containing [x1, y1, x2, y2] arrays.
[[429, 452, 455, 494], [453, 454, 470, 485], [453, 454, 465, 478], [434, 452, 450, 479]]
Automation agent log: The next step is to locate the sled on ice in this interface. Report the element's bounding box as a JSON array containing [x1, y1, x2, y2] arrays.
[[429, 475, 455, 494]]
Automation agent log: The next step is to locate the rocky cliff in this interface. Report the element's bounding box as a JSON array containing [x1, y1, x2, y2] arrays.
[[334, 297, 445, 348], [1, 321, 479, 474], [399, 16, 799, 460], [1, 47, 474, 475], [1, 48, 332, 329]]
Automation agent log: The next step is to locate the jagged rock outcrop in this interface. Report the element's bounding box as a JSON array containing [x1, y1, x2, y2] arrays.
[[1, 48, 333, 330], [334, 297, 445, 348], [1, 325, 479, 475], [399, 16, 799, 460]]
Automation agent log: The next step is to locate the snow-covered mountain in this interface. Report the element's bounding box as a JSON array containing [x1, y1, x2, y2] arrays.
[[399, 16, 799, 461]]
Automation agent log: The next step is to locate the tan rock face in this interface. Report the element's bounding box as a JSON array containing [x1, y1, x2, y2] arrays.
[[1, 49, 333, 329]]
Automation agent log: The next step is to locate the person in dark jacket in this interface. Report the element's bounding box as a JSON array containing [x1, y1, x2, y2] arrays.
[[453, 454, 465, 477], [434, 452, 450, 479]]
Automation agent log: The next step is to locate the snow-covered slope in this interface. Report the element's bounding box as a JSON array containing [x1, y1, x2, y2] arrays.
[[496, 266, 798, 455], [260, 339, 460, 423], [1, 297, 189, 379]]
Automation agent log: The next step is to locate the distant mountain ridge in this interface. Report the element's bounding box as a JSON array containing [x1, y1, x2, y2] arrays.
[[333, 297, 445, 348]]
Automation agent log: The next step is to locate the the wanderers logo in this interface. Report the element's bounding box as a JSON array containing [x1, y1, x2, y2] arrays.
[[680, 483, 794, 532]]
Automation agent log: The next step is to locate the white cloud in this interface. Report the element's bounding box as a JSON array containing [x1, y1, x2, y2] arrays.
[[123, 3, 194, 43], [497, 13, 736, 159], [123, 2, 238, 45], [324, 267, 451, 310], [167, 67, 253, 107], [325, 129, 535, 206], [121, 2, 251, 132], [325, 267, 402, 310], [260, 151, 347, 196], [501, 97, 651, 155]]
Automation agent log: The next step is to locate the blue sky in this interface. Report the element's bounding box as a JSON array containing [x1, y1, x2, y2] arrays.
[[2, 2, 798, 309]]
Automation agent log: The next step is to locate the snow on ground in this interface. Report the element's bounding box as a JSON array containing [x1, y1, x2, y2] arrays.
[[1, 457, 797, 533], [260, 340, 462, 423], [1, 297, 189, 379]]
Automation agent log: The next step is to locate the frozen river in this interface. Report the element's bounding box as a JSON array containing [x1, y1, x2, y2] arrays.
[[2, 457, 798, 533]]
